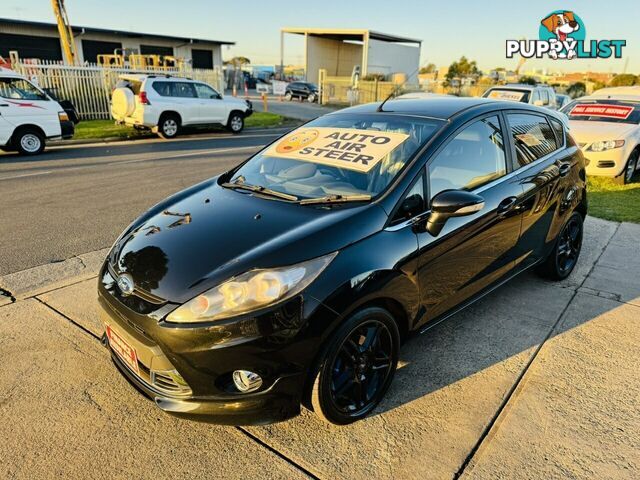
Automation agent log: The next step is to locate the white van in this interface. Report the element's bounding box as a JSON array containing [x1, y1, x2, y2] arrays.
[[0, 67, 74, 155]]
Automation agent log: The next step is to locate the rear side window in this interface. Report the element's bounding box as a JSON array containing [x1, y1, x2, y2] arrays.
[[507, 113, 558, 166], [152, 81, 172, 97], [549, 118, 565, 145], [428, 115, 507, 200]]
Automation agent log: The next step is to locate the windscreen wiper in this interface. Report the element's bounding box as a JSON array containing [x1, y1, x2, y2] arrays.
[[221, 181, 299, 202], [298, 193, 372, 205]]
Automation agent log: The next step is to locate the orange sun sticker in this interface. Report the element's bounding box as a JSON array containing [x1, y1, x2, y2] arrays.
[[275, 129, 319, 154]]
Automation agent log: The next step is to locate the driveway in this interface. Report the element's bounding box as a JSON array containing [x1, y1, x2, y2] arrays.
[[1, 216, 638, 479]]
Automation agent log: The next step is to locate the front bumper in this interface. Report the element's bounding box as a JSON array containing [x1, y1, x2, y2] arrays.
[[60, 120, 75, 139], [581, 147, 627, 177], [98, 267, 337, 425]]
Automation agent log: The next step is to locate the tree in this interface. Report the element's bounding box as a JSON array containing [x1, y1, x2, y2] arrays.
[[519, 76, 537, 85], [567, 82, 586, 98], [223, 56, 251, 67], [419, 63, 436, 74], [609, 74, 638, 87], [445, 56, 480, 82]]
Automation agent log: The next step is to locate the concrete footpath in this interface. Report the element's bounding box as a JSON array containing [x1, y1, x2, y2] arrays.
[[0, 217, 638, 479]]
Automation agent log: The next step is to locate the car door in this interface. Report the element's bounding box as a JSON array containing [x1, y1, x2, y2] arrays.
[[170, 82, 199, 124], [505, 111, 573, 264], [415, 113, 526, 325], [0, 115, 12, 145], [194, 83, 226, 124], [0, 76, 59, 135]]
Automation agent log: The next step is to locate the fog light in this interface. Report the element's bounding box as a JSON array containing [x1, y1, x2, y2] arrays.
[[232, 370, 262, 393]]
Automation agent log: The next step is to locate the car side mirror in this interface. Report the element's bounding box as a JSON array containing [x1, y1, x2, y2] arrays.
[[426, 190, 485, 236], [533, 99, 544, 107]]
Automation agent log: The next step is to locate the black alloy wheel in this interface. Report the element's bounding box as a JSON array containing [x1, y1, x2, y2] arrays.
[[310, 307, 399, 424], [538, 212, 583, 280]]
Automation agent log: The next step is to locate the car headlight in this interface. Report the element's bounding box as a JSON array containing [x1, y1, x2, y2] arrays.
[[587, 140, 625, 152], [166, 252, 337, 323]]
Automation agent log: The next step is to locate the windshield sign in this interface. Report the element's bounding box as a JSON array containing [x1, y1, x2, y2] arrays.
[[570, 103, 633, 120], [487, 90, 526, 101], [264, 127, 410, 173]]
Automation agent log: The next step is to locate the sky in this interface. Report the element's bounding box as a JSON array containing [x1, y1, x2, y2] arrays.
[[3, 0, 638, 73]]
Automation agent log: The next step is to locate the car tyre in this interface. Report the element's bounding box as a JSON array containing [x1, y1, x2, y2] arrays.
[[157, 114, 180, 139], [537, 212, 583, 280], [14, 128, 45, 155], [284, 92, 292, 101], [226, 112, 244, 133], [310, 307, 399, 425], [616, 150, 639, 185], [307, 93, 316, 103]]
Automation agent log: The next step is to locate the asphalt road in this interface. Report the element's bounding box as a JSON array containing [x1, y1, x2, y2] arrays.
[[0, 127, 292, 275]]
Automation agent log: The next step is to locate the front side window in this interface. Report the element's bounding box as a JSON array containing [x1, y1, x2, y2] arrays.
[[195, 83, 219, 99], [229, 113, 443, 200], [428, 116, 507, 200], [507, 113, 558, 166], [392, 173, 425, 223], [0, 78, 47, 100], [173, 82, 196, 98]]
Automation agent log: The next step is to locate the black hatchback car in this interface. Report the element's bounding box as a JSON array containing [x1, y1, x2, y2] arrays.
[[99, 97, 586, 425], [285, 81, 319, 102]]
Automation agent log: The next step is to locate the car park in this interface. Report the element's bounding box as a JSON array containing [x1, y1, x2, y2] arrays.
[[111, 74, 253, 139], [482, 84, 558, 110], [561, 87, 640, 184], [100, 97, 586, 426], [0, 66, 74, 155], [284, 81, 319, 103]]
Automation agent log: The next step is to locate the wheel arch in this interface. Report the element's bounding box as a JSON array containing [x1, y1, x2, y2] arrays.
[[159, 110, 182, 125], [11, 123, 47, 142]]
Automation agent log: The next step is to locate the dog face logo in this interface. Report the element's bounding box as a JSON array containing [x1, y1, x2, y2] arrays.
[[539, 11, 584, 59], [275, 129, 319, 154]]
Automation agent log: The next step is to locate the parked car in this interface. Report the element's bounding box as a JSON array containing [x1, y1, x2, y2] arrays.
[[0, 67, 74, 155], [100, 97, 586, 425], [285, 81, 319, 103], [111, 74, 253, 139], [555, 93, 571, 110], [561, 87, 640, 184], [482, 84, 558, 110]]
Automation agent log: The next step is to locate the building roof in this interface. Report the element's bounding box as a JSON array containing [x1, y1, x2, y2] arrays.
[[281, 28, 421, 45], [0, 17, 235, 45]]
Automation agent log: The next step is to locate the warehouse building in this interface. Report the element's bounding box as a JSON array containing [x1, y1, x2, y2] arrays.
[[280, 28, 422, 83], [0, 18, 234, 68]]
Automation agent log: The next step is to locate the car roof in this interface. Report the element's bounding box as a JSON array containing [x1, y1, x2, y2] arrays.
[[118, 74, 193, 83], [334, 96, 530, 120], [0, 66, 24, 78], [588, 86, 640, 101]]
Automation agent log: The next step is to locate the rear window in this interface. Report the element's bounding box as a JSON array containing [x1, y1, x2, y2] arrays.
[[550, 117, 565, 145], [561, 99, 640, 124], [507, 113, 558, 166]]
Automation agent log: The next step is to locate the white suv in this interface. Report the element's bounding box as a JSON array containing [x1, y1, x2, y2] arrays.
[[111, 75, 253, 138]]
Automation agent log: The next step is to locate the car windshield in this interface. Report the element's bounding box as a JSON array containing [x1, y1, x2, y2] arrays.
[[484, 89, 530, 103], [561, 99, 640, 124], [0, 77, 47, 100], [229, 113, 444, 200]]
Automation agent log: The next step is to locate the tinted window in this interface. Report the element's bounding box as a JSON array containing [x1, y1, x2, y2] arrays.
[[0, 78, 47, 100], [152, 81, 172, 97], [195, 83, 219, 99], [508, 113, 558, 166], [173, 82, 196, 98], [550, 118, 565, 145], [428, 116, 507, 200]]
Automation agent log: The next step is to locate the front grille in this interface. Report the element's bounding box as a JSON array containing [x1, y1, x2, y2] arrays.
[[102, 265, 166, 315]]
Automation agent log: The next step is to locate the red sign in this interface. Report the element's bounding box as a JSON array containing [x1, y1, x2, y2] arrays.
[[570, 104, 634, 119]]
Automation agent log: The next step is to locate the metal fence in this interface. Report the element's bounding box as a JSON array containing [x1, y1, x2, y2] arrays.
[[12, 60, 225, 120], [318, 70, 399, 106]]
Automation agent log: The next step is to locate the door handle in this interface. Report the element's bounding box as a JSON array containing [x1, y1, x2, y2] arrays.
[[558, 163, 571, 177], [497, 196, 518, 215]]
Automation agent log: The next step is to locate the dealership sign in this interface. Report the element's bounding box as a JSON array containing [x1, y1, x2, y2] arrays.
[[506, 10, 626, 60]]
